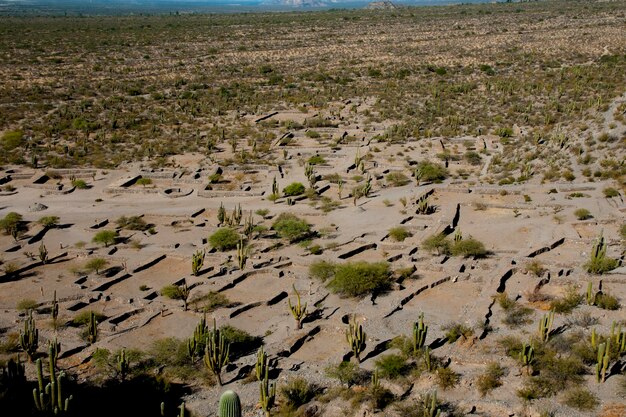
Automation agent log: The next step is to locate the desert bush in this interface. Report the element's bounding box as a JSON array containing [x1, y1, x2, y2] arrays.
[[116, 215, 150, 231], [72, 310, 106, 326], [549, 286, 582, 314], [85, 258, 108, 274], [136, 178, 152, 187], [309, 260, 336, 282], [72, 179, 88, 189], [595, 292, 620, 310], [189, 291, 231, 312], [421, 233, 450, 255], [0, 212, 23, 235], [449, 238, 487, 257], [574, 208, 592, 220], [464, 151, 482, 166], [585, 256, 618, 274], [435, 366, 459, 390], [525, 260, 545, 276], [209, 228, 240, 251], [16, 299, 38, 312], [160, 285, 186, 300], [220, 325, 262, 359], [307, 155, 326, 165], [388, 226, 411, 242], [92, 230, 118, 247], [325, 361, 364, 387], [38, 215, 60, 228], [326, 261, 392, 297], [563, 388, 598, 411], [272, 213, 311, 242], [603, 187, 619, 198], [281, 377, 318, 408], [386, 172, 410, 187], [0, 332, 19, 354], [495, 293, 533, 327], [443, 322, 473, 343], [477, 362, 505, 396], [283, 182, 305, 197], [375, 354, 409, 379], [415, 161, 447, 182]]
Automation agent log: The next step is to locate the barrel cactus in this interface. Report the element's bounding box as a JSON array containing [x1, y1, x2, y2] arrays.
[[218, 390, 241, 417]]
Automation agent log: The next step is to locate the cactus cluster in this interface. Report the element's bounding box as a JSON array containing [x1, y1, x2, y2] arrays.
[[304, 163, 316, 188], [596, 341, 610, 383], [288, 285, 307, 330], [33, 357, 72, 414], [204, 319, 230, 386], [415, 195, 436, 215], [243, 212, 255, 239], [188, 315, 209, 361], [0, 355, 26, 386], [217, 203, 243, 227], [20, 310, 39, 361], [346, 315, 366, 363], [413, 313, 428, 354], [422, 391, 442, 417], [255, 346, 268, 381], [538, 310, 554, 342], [191, 249, 205, 276], [259, 370, 276, 417]]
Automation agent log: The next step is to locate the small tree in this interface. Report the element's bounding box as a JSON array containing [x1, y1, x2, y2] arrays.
[[85, 258, 108, 275], [272, 213, 311, 242], [136, 177, 152, 187], [92, 230, 118, 247], [283, 182, 305, 197], [38, 216, 60, 228], [209, 228, 240, 251]]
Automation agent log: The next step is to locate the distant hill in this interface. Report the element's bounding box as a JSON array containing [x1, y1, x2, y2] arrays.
[[261, 0, 338, 7], [365, 1, 397, 9]]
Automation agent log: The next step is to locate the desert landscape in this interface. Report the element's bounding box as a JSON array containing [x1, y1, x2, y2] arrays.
[[0, 1, 625, 416]]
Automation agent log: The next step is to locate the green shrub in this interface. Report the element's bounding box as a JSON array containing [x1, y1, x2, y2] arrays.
[[136, 177, 152, 187], [1, 130, 24, 150], [326, 261, 392, 298], [307, 155, 326, 165], [375, 354, 409, 379], [525, 260, 545, 277], [388, 226, 411, 242], [449, 238, 487, 257], [72, 179, 88, 189], [574, 208, 591, 220], [189, 291, 231, 312], [0, 212, 23, 235], [220, 325, 262, 359], [496, 293, 533, 327], [549, 286, 582, 314], [595, 292, 620, 310], [563, 388, 598, 411], [116, 215, 150, 231], [85, 258, 108, 274], [464, 151, 482, 166], [283, 182, 305, 197], [435, 367, 459, 390], [421, 233, 450, 255], [325, 361, 363, 387], [160, 285, 185, 300], [281, 377, 318, 408], [38, 216, 60, 228], [92, 230, 118, 247], [443, 323, 473, 343], [386, 172, 410, 187], [585, 256, 618, 274], [209, 228, 240, 251], [272, 213, 311, 242], [72, 311, 106, 326], [477, 362, 505, 396], [309, 260, 337, 282], [602, 187, 619, 198], [16, 299, 38, 312], [416, 161, 447, 182]]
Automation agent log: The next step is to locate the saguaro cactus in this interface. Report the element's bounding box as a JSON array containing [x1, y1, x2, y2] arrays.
[[413, 313, 428, 354], [585, 281, 596, 305], [218, 390, 242, 417], [596, 341, 610, 383], [217, 203, 226, 226], [519, 343, 534, 375], [346, 315, 366, 364], [288, 285, 307, 330], [87, 311, 98, 344], [423, 391, 442, 417], [39, 242, 49, 264], [117, 348, 130, 381], [20, 311, 39, 361], [259, 371, 276, 417], [33, 357, 72, 414], [191, 249, 205, 276], [204, 319, 230, 386], [236, 238, 249, 270], [538, 310, 555, 342], [188, 315, 209, 361], [255, 346, 268, 381], [51, 290, 59, 329]]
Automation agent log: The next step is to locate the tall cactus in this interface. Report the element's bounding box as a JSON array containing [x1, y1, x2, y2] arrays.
[[272, 176, 278, 198], [413, 313, 428, 354], [87, 311, 98, 344], [218, 390, 242, 417], [39, 242, 49, 264], [1, 355, 26, 386], [255, 346, 268, 381], [538, 310, 555, 342], [217, 203, 226, 226], [48, 338, 61, 376], [188, 314, 209, 361], [424, 347, 433, 372], [191, 249, 205, 276], [288, 285, 307, 330], [236, 237, 249, 270], [204, 319, 230, 386], [519, 343, 534, 375], [33, 357, 72, 414], [453, 228, 462, 243], [363, 175, 372, 197], [610, 321, 626, 354], [585, 281, 596, 305], [596, 341, 610, 383], [259, 371, 276, 417], [422, 391, 442, 417], [20, 310, 39, 361], [117, 348, 130, 381], [346, 315, 366, 364], [243, 212, 254, 239], [51, 290, 59, 329]]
